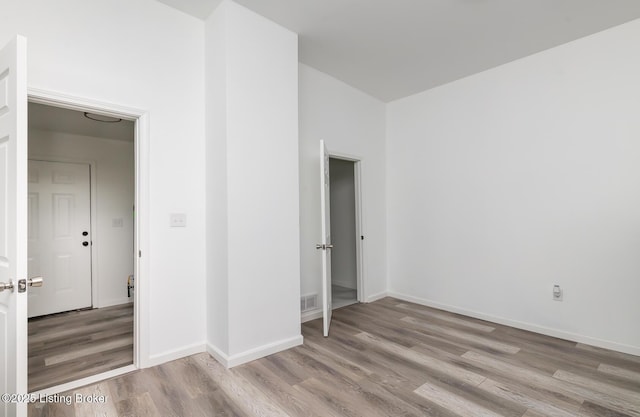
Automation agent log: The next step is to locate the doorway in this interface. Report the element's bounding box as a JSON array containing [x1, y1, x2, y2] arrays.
[[26, 102, 136, 391], [329, 157, 362, 310], [318, 140, 364, 337]]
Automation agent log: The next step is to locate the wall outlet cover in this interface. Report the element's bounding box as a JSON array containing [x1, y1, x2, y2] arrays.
[[553, 285, 563, 301], [170, 213, 187, 227]]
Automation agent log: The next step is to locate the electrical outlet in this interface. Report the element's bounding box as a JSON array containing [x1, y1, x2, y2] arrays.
[[553, 284, 563, 301], [170, 213, 187, 227]]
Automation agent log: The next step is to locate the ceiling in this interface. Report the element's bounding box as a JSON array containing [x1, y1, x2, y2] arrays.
[[159, 0, 640, 102], [29, 103, 135, 142]]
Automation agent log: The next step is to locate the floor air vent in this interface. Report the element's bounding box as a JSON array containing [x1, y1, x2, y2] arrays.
[[300, 294, 318, 312]]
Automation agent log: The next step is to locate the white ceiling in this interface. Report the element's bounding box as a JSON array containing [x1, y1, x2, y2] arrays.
[[158, 0, 222, 21], [29, 103, 135, 142], [159, 0, 640, 102]]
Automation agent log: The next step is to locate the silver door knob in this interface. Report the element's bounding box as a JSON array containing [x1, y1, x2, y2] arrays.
[[28, 277, 44, 287], [315, 244, 334, 250], [17, 276, 43, 293], [0, 280, 14, 293]]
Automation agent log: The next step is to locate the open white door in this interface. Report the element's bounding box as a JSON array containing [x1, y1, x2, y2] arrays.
[[318, 140, 333, 337], [0, 36, 29, 417]]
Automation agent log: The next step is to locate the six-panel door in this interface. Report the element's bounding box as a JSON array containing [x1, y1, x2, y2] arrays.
[[0, 35, 29, 417], [28, 160, 92, 317]]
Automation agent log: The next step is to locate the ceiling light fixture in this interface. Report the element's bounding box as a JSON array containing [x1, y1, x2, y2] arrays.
[[84, 112, 122, 123]]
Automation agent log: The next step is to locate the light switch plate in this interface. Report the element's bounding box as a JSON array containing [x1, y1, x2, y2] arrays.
[[112, 218, 123, 228], [170, 213, 187, 227]]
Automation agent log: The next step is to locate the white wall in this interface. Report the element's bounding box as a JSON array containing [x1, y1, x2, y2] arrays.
[[329, 158, 357, 290], [299, 63, 387, 314], [205, 1, 302, 365], [1, 0, 207, 363], [387, 19, 640, 355], [29, 129, 134, 308], [205, 0, 229, 357]]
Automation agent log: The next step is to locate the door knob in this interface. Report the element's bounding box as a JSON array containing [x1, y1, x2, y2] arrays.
[[18, 276, 44, 293], [82, 231, 88, 236], [82, 241, 89, 246], [27, 277, 44, 287], [0, 280, 14, 293], [315, 244, 334, 250]]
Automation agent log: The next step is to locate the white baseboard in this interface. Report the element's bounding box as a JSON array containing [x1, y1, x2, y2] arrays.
[[96, 298, 133, 309], [147, 342, 206, 367], [301, 308, 323, 323], [30, 365, 137, 396], [208, 335, 303, 368], [388, 291, 640, 357], [366, 291, 388, 303], [206, 343, 230, 367]]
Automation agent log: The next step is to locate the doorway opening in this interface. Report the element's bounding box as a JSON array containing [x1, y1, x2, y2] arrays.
[[26, 101, 136, 392], [328, 156, 363, 310]]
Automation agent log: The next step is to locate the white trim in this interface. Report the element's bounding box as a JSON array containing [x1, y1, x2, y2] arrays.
[[208, 335, 304, 368], [147, 343, 206, 368], [135, 112, 150, 368], [27, 88, 150, 375], [328, 151, 360, 162], [206, 343, 229, 367], [365, 291, 388, 303], [301, 308, 323, 323], [388, 291, 640, 357], [353, 160, 364, 303], [30, 365, 136, 396], [28, 88, 141, 121], [98, 298, 133, 309]]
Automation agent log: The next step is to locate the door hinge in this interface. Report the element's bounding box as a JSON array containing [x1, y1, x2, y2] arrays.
[[139, 250, 142, 258]]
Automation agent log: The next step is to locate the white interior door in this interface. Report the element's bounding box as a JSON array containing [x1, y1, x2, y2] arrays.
[[319, 140, 332, 337], [0, 35, 28, 417], [28, 160, 92, 317]]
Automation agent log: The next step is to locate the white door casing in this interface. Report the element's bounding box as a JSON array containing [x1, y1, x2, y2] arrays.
[[28, 160, 92, 317], [0, 35, 28, 417], [320, 140, 332, 337], [28, 86, 149, 379]]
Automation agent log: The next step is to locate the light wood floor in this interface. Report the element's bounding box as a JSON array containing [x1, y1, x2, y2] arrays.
[[28, 303, 134, 392], [29, 298, 640, 416]]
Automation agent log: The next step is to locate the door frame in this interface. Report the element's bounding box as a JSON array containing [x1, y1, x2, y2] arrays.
[[27, 158, 97, 313], [27, 87, 150, 392], [327, 151, 364, 303]]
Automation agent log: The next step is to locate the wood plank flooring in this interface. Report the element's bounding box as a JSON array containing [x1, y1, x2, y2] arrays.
[[29, 298, 640, 416], [28, 303, 134, 392]]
